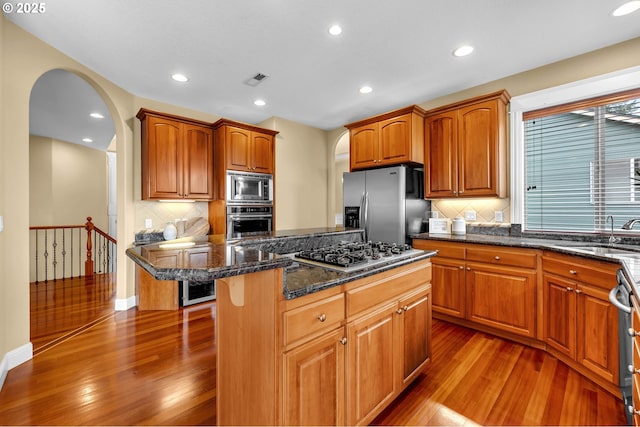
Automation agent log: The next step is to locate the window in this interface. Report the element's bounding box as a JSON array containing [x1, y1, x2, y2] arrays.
[[523, 89, 640, 233]]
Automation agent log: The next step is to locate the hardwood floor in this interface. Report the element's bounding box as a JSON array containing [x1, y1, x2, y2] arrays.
[[0, 300, 628, 426], [30, 273, 116, 354]]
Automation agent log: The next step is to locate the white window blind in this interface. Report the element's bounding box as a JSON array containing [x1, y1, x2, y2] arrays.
[[523, 89, 640, 232]]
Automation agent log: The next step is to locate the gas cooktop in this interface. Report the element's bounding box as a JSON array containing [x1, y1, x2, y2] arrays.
[[291, 241, 421, 272]]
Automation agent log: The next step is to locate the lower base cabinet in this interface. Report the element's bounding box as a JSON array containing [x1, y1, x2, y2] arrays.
[[281, 260, 432, 426], [283, 329, 346, 426]]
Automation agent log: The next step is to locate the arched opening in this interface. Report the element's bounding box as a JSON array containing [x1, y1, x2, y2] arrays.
[[333, 132, 350, 226], [28, 69, 117, 352]]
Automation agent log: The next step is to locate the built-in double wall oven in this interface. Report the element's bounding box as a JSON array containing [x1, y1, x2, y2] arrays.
[[225, 170, 274, 238]]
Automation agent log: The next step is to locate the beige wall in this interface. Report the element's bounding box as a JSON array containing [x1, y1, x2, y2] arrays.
[[1, 17, 137, 372], [29, 136, 109, 230], [261, 116, 330, 230]]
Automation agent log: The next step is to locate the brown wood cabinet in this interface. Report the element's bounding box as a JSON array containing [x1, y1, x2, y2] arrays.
[[280, 259, 432, 426], [424, 90, 510, 198], [542, 251, 620, 386], [413, 240, 537, 339], [345, 106, 426, 171], [137, 109, 214, 201], [212, 119, 277, 174]]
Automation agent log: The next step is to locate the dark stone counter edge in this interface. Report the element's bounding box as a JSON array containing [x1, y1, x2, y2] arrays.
[[282, 251, 438, 300], [126, 247, 294, 282]]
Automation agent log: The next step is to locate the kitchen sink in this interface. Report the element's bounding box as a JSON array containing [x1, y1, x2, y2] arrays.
[[552, 245, 640, 259]]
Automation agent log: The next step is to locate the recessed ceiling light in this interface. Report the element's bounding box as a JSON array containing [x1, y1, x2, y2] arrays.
[[254, 99, 266, 106], [171, 73, 189, 82], [612, 0, 640, 16], [359, 86, 373, 94], [453, 45, 474, 57], [82, 138, 93, 143], [328, 24, 342, 36], [90, 112, 104, 119]]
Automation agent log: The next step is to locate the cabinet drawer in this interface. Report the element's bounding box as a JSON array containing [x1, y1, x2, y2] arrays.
[[283, 294, 345, 346], [466, 245, 537, 269], [543, 253, 618, 289], [412, 240, 464, 259], [346, 260, 431, 318]]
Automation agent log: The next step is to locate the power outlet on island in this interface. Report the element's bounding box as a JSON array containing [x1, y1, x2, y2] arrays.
[[464, 211, 477, 221]]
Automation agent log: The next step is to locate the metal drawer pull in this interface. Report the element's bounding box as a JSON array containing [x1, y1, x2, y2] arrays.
[[566, 287, 574, 292], [628, 328, 640, 337], [569, 269, 577, 275], [402, 305, 409, 312], [627, 365, 640, 375], [317, 314, 326, 322], [340, 337, 347, 345], [575, 289, 582, 294], [396, 308, 403, 315], [494, 256, 501, 260]]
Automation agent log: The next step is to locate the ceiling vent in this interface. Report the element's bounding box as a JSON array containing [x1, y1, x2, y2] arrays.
[[245, 73, 268, 87]]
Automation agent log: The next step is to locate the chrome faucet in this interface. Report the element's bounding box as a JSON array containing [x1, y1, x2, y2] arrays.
[[608, 215, 621, 244], [622, 218, 640, 230]]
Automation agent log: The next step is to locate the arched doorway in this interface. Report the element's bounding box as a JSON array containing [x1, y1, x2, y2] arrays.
[[333, 132, 350, 225], [28, 69, 117, 352]]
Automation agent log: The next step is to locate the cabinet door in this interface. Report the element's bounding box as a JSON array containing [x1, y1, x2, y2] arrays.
[[145, 116, 183, 199], [182, 124, 213, 200], [466, 262, 536, 337], [576, 284, 619, 385], [457, 99, 500, 197], [398, 286, 431, 387], [226, 126, 252, 171], [543, 274, 577, 358], [425, 111, 457, 198], [378, 113, 411, 166], [283, 329, 346, 426], [346, 303, 397, 426], [252, 132, 274, 174], [430, 257, 466, 318], [350, 123, 379, 170]]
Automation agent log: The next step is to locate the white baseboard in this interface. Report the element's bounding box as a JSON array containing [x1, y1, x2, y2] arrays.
[[115, 295, 137, 311], [0, 343, 33, 391]]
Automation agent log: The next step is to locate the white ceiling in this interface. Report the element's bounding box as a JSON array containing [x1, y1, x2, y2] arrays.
[[8, 0, 640, 150]]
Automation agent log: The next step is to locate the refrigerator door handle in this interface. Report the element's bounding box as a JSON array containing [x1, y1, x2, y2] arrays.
[[363, 191, 370, 241]]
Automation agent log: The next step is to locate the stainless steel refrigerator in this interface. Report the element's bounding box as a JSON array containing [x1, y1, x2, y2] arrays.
[[343, 165, 430, 244]]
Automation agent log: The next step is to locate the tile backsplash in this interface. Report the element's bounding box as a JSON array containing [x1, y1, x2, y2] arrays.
[[135, 200, 209, 233], [432, 198, 510, 224]]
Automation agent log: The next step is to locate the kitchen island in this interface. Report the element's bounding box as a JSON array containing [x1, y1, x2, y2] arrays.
[[126, 229, 437, 426]]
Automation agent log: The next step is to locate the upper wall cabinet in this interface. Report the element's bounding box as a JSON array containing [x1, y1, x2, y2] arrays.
[[137, 109, 214, 201], [212, 119, 278, 175], [424, 90, 510, 198], [345, 105, 426, 171]]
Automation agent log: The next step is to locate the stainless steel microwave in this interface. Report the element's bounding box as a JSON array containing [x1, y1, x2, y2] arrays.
[[226, 170, 273, 204]]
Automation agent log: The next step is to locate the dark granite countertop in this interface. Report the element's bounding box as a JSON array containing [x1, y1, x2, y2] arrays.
[[413, 232, 640, 296], [127, 227, 439, 300]]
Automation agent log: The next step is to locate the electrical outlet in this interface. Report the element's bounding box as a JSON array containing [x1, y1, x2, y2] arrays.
[[495, 211, 504, 222], [464, 211, 477, 221], [145, 218, 153, 229], [431, 211, 439, 219]]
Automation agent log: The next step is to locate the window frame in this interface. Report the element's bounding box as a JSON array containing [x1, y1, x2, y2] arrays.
[[509, 66, 640, 234]]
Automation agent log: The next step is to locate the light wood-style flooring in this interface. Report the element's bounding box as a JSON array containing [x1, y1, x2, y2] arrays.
[[0, 288, 629, 426]]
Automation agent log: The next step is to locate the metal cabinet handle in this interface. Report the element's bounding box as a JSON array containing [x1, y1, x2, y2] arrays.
[[569, 269, 577, 275], [396, 308, 403, 315], [494, 256, 501, 261], [402, 305, 409, 312], [317, 314, 326, 322], [459, 266, 464, 270], [466, 267, 471, 271], [627, 365, 640, 375], [629, 405, 640, 416], [628, 328, 640, 337], [575, 289, 582, 294], [566, 287, 574, 292], [340, 337, 347, 345]]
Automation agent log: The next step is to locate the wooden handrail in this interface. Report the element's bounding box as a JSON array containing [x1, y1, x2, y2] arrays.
[[29, 216, 117, 281]]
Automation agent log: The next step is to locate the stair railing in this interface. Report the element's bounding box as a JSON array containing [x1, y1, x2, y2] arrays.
[[29, 217, 117, 282]]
